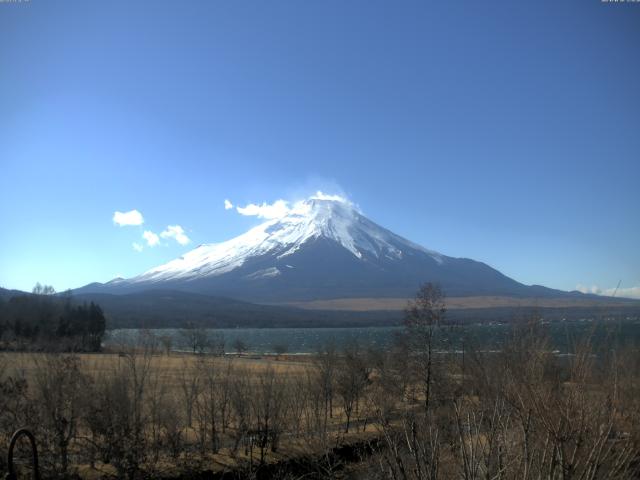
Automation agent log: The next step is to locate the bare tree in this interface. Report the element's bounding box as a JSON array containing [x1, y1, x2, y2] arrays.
[[285, 374, 308, 438], [229, 366, 252, 456], [178, 358, 201, 429], [180, 323, 211, 354], [32, 283, 56, 295], [273, 343, 288, 359], [313, 341, 338, 427], [159, 335, 173, 356], [404, 282, 446, 414], [233, 338, 248, 355], [83, 349, 153, 479], [336, 342, 370, 433], [0, 355, 32, 473], [194, 356, 224, 454], [32, 354, 84, 477], [250, 367, 287, 462]]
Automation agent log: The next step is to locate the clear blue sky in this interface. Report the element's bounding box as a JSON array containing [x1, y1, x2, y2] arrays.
[[1, 0, 639, 297]]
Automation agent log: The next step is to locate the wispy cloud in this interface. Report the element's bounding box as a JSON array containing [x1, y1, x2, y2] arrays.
[[160, 225, 190, 245], [309, 191, 349, 203], [236, 199, 291, 219], [143, 230, 160, 247], [113, 209, 144, 226], [138, 226, 189, 248], [576, 284, 640, 299], [112, 209, 191, 250], [224, 199, 234, 210], [234, 191, 353, 220]]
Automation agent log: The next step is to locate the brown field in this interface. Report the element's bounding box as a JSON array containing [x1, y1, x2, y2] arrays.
[[4, 351, 314, 389], [277, 295, 638, 311], [1, 319, 639, 479]]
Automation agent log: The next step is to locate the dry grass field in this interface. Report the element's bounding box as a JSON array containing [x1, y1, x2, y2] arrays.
[[280, 295, 640, 311], [1, 317, 639, 479], [8, 351, 314, 376]]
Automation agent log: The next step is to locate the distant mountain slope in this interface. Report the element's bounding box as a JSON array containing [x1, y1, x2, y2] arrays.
[[0, 287, 28, 300], [75, 195, 594, 302], [3, 287, 638, 329], [71, 289, 402, 328], [68, 290, 640, 328], [1, 286, 400, 328]]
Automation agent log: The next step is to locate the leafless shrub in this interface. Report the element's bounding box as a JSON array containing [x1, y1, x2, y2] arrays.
[[250, 367, 287, 462], [178, 358, 201, 429], [0, 355, 31, 472], [32, 354, 85, 477], [82, 350, 152, 479], [193, 356, 225, 454], [229, 366, 252, 456], [404, 282, 447, 414], [336, 342, 370, 433]]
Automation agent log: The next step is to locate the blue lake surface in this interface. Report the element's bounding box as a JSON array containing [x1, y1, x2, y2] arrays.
[[106, 320, 640, 354]]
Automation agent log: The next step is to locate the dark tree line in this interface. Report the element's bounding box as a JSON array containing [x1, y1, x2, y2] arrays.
[[0, 284, 106, 351]]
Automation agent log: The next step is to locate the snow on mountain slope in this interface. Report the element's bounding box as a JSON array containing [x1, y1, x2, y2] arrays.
[[132, 195, 445, 284], [75, 193, 579, 302]]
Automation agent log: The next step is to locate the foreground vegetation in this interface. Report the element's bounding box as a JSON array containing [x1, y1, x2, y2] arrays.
[[0, 284, 638, 479]]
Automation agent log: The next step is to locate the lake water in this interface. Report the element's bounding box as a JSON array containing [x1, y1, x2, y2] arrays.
[[105, 319, 640, 354]]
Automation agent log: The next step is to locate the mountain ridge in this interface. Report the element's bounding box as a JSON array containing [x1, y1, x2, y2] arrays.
[[73, 196, 627, 304]]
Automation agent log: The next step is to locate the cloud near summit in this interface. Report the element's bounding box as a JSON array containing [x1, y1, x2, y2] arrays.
[[236, 199, 291, 219], [231, 191, 352, 220]]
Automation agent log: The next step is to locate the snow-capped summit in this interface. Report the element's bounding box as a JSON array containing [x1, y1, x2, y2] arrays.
[[78, 194, 565, 302], [134, 195, 444, 286]]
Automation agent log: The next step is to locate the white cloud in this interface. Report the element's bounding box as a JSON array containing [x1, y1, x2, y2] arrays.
[[161, 225, 190, 245], [617, 287, 640, 299], [576, 284, 640, 300], [576, 284, 600, 295], [113, 209, 144, 226], [234, 191, 353, 220], [115, 211, 190, 250], [143, 230, 160, 247], [224, 199, 234, 210], [309, 191, 349, 203], [236, 199, 291, 219]]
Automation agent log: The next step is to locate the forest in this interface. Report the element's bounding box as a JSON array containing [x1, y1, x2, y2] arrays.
[[0, 284, 106, 352]]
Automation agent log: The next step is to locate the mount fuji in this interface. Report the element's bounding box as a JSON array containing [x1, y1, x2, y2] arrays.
[[77, 195, 581, 304]]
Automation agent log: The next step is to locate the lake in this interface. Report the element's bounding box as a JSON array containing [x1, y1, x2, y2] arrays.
[[105, 319, 640, 354]]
